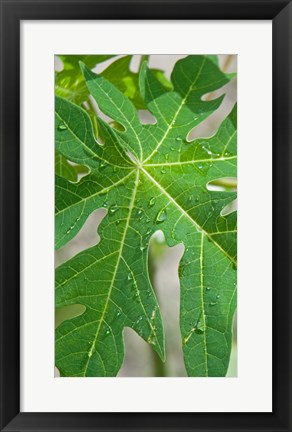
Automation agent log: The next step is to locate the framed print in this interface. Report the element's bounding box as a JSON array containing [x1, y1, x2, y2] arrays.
[[0, 0, 291, 431]]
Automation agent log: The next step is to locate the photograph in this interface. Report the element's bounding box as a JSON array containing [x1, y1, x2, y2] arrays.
[[55, 54, 237, 378]]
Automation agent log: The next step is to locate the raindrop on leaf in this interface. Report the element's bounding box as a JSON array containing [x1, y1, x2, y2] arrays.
[[58, 122, 67, 131], [156, 208, 167, 223]]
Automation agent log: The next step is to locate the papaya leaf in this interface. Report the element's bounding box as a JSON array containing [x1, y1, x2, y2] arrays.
[[55, 55, 237, 377], [55, 150, 78, 182], [55, 55, 115, 105]]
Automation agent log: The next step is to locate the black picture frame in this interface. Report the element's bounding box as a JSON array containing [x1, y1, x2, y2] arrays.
[[1, 0, 291, 431]]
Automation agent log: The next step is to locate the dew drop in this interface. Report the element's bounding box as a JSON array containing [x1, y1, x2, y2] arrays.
[[103, 201, 109, 207], [109, 204, 119, 215], [99, 162, 108, 170], [161, 167, 166, 174], [147, 335, 156, 345], [216, 294, 220, 299], [210, 301, 218, 307], [127, 273, 132, 281], [196, 320, 204, 333], [206, 287, 211, 291], [146, 227, 151, 235], [176, 136, 183, 142], [58, 122, 67, 131], [136, 315, 143, 324], [116, 309, 122, 317], [116, 219, 121, 225], [148, 197, 155, 208], [156, 208, 167, 223]]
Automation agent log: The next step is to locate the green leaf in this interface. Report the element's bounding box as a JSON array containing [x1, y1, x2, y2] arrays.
[[102, 55, 172, 109], [55, 55, 116, 105], [55, 55, 237, 377], [55, 150, 78, 182], [56, 54, 171, 109]]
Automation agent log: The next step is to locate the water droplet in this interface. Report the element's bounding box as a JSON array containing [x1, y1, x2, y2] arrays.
[[105, 327, 111, 335], [148, 197, 155, 208], [176, 136, 183, 142], [99, 162, 108, 170], [116, 219, 121, 225], [147, 335, 156, 345], [188, 196, 192, 202], [216, 294, 220, 299], [103, 201, 109, 207], [161, 168, 166, 174], [136, 316, 143, 324], [156, 208, 167, 223], [137, 209, 142, 215], [127, 273, 132, 280], [88, 346, 96, 358], [58, 122, 67, 131], [145, 217, 151, 223], [116, 309, 122, 317], [202, 145, 212, 156], [210, 301, 217, 307], [109, 204, 119, 215], [206, 287, 211, 291], [99, 189, 108, 196], [196, 320, 204, 333], [165, 153, 169, 161], [146, 227, 151, 235]]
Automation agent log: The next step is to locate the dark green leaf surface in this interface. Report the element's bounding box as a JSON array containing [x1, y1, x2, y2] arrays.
[[55, 55, 237, 377]]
